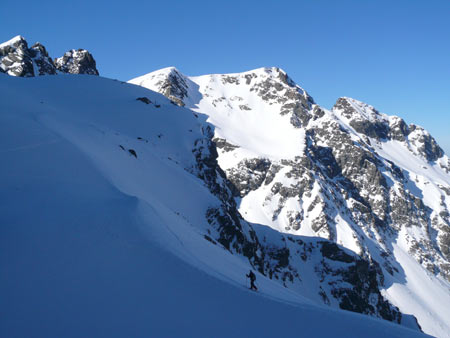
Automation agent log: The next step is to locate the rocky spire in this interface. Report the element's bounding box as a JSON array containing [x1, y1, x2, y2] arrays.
[[55, 49, 99, 75], [0, 35, 99, 77]]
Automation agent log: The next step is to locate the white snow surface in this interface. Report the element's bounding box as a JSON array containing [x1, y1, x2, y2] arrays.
[[384, 229, 450, 338], [0, 35, 24, 48], [0, 73, 433, 337]]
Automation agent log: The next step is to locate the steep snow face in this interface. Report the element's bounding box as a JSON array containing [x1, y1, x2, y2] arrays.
[[130, 67, 450, 338], [383, 229, 450, 338], [131, 67, 312, 163], [0, 36, 99, 76], [0, 74, 431, 338], [191, 68, 309, 161]]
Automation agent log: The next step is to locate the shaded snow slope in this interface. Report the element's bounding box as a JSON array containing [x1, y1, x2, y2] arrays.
[[129, 67, 450, 338], [0, 74, 432, 338]]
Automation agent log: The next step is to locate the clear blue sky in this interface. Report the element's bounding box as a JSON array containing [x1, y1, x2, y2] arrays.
[[2, 0, 449, 154]]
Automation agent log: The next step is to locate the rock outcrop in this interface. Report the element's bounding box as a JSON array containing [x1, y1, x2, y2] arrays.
[[0, 35, 99, 77], [54, 49, 99, 75]]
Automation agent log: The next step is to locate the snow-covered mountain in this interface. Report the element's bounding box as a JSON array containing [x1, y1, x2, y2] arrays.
[[130, 66, 450, 338], [0, 36, 98, 76], [1, 32, 449, 337], [2, 72, 434, 338]]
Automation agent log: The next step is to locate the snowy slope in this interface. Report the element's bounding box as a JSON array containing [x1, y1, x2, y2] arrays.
[[130, 67, 450, 338], [0, 73, 434, 337]]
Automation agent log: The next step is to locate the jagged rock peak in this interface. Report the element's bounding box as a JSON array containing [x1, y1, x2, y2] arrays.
[[0, 35, 50, 77], [0, 35, 99, 77], [54, 49, 99, 75]]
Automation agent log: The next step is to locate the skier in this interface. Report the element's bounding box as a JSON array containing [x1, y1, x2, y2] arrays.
[[246, 270, 258, 291]]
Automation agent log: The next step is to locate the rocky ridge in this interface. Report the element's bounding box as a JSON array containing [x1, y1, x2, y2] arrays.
[[0, 36, 98, 77]]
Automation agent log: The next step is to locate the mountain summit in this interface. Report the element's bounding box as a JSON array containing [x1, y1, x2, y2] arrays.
[[130, 67, 450, 337]]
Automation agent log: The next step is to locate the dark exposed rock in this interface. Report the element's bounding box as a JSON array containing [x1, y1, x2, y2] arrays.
[[286, 211, 303, 230], [333, 259, 401, 322], [389, 117, 410, 141], [30, 42, 57, 75], [439, 185, 450, 196], [0, 36, 99, 77], [349, 119, 389, 140], [128, 149, 137, 158], [409, 125, 444, 162], [309, 145, 341, 178], [334, 97, 389, 140], [439, 230, 450, 261], [136, 97, 152, 104], [321, 242, 354, 263], [227, 158, 272, 196], [312, 105, 325, 119], [239, 104, 251, 111], [55, 49, 99, 75], [153, 68, 190, 106], [0, 36, 40, 77], [244, 68, 315, 128], [212, 138, 239, 152]]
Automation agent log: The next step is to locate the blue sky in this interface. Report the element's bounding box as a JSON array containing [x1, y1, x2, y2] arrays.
[[1, 0, 449, 154]]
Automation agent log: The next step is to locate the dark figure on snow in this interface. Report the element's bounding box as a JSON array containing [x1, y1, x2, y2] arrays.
[[247, 270, 257, 291]]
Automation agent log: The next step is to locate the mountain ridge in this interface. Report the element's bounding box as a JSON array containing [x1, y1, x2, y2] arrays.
[[129, 66, 450, 337], [1, 33, 449, 337]]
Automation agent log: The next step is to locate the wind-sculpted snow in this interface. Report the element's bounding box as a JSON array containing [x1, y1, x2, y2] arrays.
[[131, 66, 450, 337]]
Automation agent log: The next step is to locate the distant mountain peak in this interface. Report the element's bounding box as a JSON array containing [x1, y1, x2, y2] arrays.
[[0, 35, 99, 77]]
